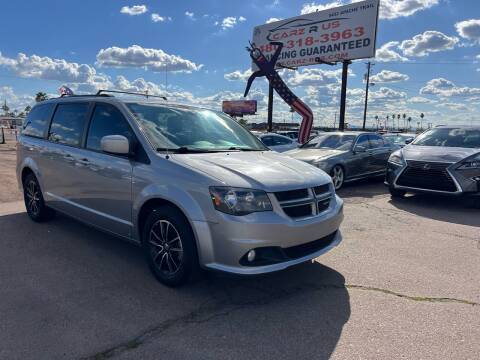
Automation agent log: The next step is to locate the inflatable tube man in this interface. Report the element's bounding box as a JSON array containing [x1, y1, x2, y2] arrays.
[[244, 41, 313, 143]]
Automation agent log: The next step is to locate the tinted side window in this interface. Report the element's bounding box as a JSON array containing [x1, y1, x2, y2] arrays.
[[86, 104, 133, 152], [22, 104, 55, 138], [261, 136, 274, 146], [368, 135, 384, 149], [355, 135, 369, 148], [48, 103, 89, 146], [272, 136, 292, 145]]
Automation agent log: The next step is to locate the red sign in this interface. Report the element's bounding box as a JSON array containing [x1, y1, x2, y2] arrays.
[[222, 100, 257, 116]]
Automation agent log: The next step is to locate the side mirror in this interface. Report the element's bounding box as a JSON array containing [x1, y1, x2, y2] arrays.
[[101, 135, 130, 155], [354, 145, 367, 153], [405, 138, 414, 144]]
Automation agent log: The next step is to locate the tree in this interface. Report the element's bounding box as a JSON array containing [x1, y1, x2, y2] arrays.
[[407, 117, 412, 131], [420, 112, 425, 130], [2, 100, 9, 116], [402, 113, 406, 130], [24, 105, 32, 114], [237, 117, 248, 126], [35, 92, 48, 102]]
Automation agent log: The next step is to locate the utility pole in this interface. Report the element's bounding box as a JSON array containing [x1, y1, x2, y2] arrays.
[[267, 82, 274, 132], [339, 60, 351, 132], [362, 62, 373, 130]]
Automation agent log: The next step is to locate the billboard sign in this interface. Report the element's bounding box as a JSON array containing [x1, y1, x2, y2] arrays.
[[222, 100, 257, 116], [251, 0, 379, 69]]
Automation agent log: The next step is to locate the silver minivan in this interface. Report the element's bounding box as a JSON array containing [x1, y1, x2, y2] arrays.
[[17, 92, 344, 286]]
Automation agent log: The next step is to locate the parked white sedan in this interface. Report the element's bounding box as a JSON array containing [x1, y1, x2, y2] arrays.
[[257, 133, 299, 152]]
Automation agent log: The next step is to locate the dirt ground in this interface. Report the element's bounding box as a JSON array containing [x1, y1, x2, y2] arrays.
[[0, 136, 21, 203]]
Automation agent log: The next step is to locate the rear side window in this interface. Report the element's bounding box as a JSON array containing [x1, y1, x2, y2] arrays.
[[261, 136, 274, 146], [22, 104, 55, 138], [48, 103, 89, 146], [86, 104, 134, 152], [272, 136, 292, 145]]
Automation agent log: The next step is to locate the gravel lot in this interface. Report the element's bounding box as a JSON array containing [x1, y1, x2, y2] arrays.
[[1, 139, 479, 359]]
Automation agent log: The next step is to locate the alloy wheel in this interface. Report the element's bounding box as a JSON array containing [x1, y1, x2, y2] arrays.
[[149, 220, 184, 276], [25, 180, 41, 216], [331, 166, 344, 190]]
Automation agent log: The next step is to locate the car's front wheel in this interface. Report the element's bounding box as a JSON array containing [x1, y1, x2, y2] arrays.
[[330, 165, 345, 190], [23, 173, 55, 222], [142, 205, 199, 287], [389, 186, 406, 199]]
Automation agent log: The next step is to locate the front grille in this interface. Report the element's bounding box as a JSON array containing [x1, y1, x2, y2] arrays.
[[283, 204, 313, 218], [274, 185, 332, 220], [274, 188, 309, 202], [397, 160, 457, 192]]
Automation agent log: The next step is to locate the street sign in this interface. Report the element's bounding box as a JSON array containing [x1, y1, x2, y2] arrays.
[[222, 100, 257, 116], [251, 0, 380, 70]]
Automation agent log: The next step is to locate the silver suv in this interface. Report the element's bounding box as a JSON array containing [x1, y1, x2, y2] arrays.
[[17, 92, 344, 286]]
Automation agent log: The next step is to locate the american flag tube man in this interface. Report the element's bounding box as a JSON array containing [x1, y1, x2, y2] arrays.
[[244, 41, 313, 144]]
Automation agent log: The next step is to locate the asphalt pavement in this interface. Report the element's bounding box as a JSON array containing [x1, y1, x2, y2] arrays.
[[0, 178, 479, 359]]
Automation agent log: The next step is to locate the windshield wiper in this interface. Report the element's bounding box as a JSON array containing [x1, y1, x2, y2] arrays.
[[156, 147, 218, 154], [226, 147, 265, 151]]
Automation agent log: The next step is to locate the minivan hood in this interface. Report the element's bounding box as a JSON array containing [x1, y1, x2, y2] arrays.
[[171, 151, 331, 192], [285, 148, 347, 163], [403, 145, 479, 163]]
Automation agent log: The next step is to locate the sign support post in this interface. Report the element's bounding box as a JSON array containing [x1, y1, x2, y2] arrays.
[[267, 82, 274, 132], [339, 60, 351, 132]]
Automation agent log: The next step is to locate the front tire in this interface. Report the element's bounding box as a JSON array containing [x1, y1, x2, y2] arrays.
[[330, 165, 345, 190], [142, 205, 199, 287], [23, 173, 55, 222], [389, 186, 406, 199]]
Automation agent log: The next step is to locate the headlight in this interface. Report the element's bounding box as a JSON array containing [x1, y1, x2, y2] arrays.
[[209, 187, 273, 215], [458, 153, 480, 169], [312, 159, 328, 169], [388, 150, 405, 166]]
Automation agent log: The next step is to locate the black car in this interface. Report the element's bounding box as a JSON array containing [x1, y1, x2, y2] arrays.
[[386, 126, 480, 204]]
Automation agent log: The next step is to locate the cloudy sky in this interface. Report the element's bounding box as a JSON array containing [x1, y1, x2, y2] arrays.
[[1, 0, 479, 128]]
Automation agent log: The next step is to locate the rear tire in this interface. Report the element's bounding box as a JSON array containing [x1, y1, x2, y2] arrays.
[[389, 186, 406, 199], [142, 205, 199, 287], [23, 173, 55, 222]]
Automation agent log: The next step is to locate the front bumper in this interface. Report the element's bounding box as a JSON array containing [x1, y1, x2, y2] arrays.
[[192, 194, 344, 275]]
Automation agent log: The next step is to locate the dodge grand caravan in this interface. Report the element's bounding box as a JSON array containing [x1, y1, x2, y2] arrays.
[[17, 91, 344, 286]]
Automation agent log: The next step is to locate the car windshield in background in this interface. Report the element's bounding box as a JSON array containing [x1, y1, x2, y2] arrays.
[[126, 103, 267, 152], [412, 128, 480, 148], [384, 134, 413, 145], [301, 134, 356, 150]]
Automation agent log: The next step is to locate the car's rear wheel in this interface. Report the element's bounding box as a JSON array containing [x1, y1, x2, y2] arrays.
[[142, 205, 199, 287], [389, 186, 406, 199], [23, 173, 55, 222], [330, 165, 345, 190]]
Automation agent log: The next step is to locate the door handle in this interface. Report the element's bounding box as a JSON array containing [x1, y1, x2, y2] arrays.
[[77, 157, 90, 165]]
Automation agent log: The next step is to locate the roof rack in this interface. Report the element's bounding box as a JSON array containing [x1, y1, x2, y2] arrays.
[[60, 93, 112, 98], [96, 89, 167, 100]]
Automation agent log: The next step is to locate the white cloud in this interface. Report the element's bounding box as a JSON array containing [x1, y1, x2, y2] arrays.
[[375, 42, 409, 62], [95, 45, 203, 73], [284, 68, 345, 87], [408, 96, 435, 104], [436, 102, 469, 111], [399, 31, 459, 57], [370, 70, 409, 83], [455, 19, 480, 43], [151, 13, 172, 22], [185, 11, 195, 19], [0, 86, 34, 112], [218, 16, 247, 30], [120, 5, 148, 16], [420, 78, 480, 97], [224, 69, 253, 81], [300, 0, 439, 20], [266, 17, 283, 24], [369, 87, 407, 103], [0, 51, 106, 85]]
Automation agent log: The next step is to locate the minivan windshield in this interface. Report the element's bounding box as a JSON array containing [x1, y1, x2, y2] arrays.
[[126, 103, 267, 152], [301, 134, 356, 150], [412, 128, 480, 148]]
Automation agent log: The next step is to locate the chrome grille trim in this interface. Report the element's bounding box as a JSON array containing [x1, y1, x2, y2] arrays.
[[274, 185, 333, 220]]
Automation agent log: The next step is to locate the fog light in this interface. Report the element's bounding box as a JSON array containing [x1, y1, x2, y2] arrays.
[[473, 176, 480, 181], [247, 250, 256, 262]]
